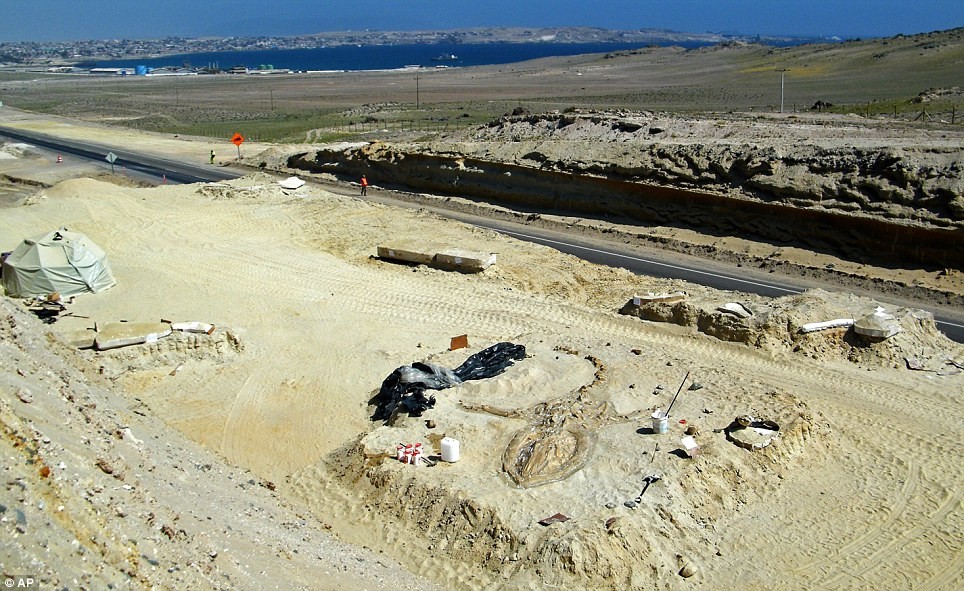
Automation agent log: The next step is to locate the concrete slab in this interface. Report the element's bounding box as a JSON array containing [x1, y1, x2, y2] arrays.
[[94, 321, 172, 351], [433, 248, 496, 272], [378, 241, 496, 273]]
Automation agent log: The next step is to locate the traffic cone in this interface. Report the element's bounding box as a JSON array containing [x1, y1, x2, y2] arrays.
[[56, 154, 62, 163]]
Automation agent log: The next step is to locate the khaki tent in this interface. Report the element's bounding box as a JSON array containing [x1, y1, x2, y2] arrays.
[[2, 227, 116, 298]]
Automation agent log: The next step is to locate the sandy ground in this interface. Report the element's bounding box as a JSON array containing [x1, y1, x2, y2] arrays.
[[1, 112, 963, 590]]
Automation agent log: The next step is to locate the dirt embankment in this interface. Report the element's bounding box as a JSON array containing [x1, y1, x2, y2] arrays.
[[286, 110, 964, 270], [464, 111, 964, 229], [0, 298, 440, 591]]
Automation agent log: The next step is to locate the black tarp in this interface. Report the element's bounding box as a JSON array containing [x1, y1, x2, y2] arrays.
[[370, 342, 526, 422]]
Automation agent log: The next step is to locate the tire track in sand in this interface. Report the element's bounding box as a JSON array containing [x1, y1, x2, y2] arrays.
[[750, 363, 963, 590]]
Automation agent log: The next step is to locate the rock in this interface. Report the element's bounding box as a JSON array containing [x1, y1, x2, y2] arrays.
[[717, 302, 752, 318], [679, 562, 698, 578], [905, 357, 924, 370], [854, 308, 901, 339], [727, 417, 780, 450], [120, 427, 143, 444], [617, 121, 644, 132], [687, 382, 704, 391], [16, 388, 33, 403]]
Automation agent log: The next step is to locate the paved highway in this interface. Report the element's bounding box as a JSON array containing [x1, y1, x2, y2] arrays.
[[0, 126, 240, 185], [3, 125, 961, 343]]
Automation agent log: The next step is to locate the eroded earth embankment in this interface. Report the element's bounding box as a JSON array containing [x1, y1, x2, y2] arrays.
[[287, 110, 964, 270]]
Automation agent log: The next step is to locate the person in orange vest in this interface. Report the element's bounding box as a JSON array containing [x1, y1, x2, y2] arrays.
[[360, 174, 369, 196]]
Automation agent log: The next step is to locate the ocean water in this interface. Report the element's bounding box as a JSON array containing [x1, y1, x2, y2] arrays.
[[92, 41, 711, 72]]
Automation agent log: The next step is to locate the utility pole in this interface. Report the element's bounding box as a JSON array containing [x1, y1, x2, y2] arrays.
[[415, 74, 419, 109], [778, 68, 788, 113]]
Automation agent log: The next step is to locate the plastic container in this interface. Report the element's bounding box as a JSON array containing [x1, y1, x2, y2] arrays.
[[681, 435, 700, 457], [412, 442, 424, 466], [651, 410, 669, 434], [441, 437, 460, 462]]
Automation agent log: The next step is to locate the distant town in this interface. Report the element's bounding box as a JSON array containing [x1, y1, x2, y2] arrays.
[[0, 26, 834, 69]]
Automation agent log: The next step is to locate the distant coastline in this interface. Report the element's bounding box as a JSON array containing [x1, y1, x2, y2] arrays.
[[85, 42, 719, 73], [0, 26, 837, 68]]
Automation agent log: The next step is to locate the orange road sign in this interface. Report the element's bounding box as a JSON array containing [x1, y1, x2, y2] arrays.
[[231, 133, 244, 146]]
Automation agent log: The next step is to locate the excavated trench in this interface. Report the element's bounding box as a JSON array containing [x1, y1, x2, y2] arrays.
[[288, 148, 964, 270]]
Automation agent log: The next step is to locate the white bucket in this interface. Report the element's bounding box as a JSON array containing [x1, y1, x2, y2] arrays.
[[651, 411, 669, 434], [440, 437, 460, 462]]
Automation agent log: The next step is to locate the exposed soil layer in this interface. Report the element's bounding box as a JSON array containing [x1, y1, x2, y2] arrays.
[[287, 110, 964, 270]]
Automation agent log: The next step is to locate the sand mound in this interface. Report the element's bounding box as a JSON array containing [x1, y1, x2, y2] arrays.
[[44, 176, 130, 197], [74, 327, 244, 376], [619, 287, 963, 371], [0, 142, 38, 159], [290, 337, 828, 589]]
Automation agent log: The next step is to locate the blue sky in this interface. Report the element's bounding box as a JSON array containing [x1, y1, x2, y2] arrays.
[[1, 0, 962, 43]]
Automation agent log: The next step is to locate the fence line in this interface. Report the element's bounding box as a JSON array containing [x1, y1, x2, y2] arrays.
[[759, 103, 960, 125], [344, 120, 458, 133]]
